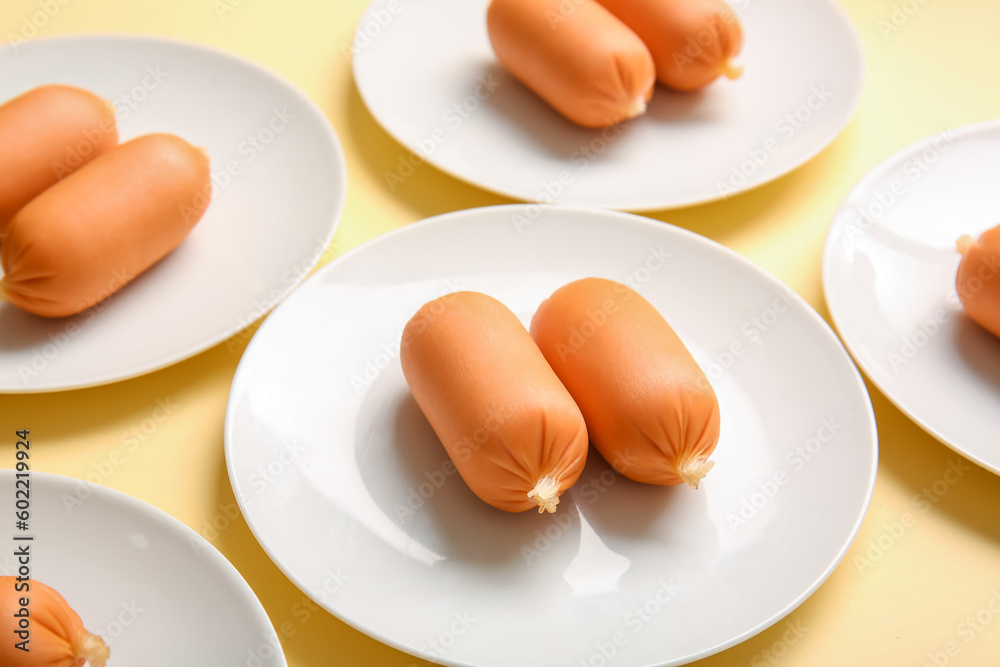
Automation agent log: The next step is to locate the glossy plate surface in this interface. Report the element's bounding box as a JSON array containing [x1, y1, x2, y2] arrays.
[[824, 120, 1000, 474], [227, 205, 877, 666]]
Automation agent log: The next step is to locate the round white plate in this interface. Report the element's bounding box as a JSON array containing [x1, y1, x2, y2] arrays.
[[226, 205, 877, 666], [823, 120, 1000, 475], [0, 35, 346, 393], [0, 469, 285, 666], [352, 0, 864, 210]]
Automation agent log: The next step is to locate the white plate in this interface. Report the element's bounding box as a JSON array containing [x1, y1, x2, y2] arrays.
[[0, 35, 346, 393], [0, 469, 285, 666], [823, 121, 1000, 475], [352, 0, 864, 210], [226, 205, 877, 667]]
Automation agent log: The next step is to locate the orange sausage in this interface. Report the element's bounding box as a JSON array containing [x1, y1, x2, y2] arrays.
[[0, 577, 110, 667], [0, 84, 118, 234], [400, 291, 588, 513], [595, 0, 744, 91], [0, 133, 211, 318], [956, 226, 1000, 338], [531, 278, 720, 488], [487, 0, 655, 128]]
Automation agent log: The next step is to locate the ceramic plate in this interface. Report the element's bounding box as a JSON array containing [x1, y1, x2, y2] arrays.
[[226, 205, 877, 666], [823, 120, 1000, 474], [352, 0, 864, 210], [0, 35, 346, 393], [0, 469, 285, 666]]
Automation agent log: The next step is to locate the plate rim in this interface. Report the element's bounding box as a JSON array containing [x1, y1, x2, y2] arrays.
[[225, 203, 879, 667], [821, 118, 1000, 476], [350, 0, 867, 212], [0, 33, 348, 394], [0, 468, 286, 665]]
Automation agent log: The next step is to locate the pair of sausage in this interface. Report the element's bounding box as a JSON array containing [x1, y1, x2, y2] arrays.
[[0, 85, 211, 318], [401, 279, 721, 514], [487, 0, 743, 128]]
